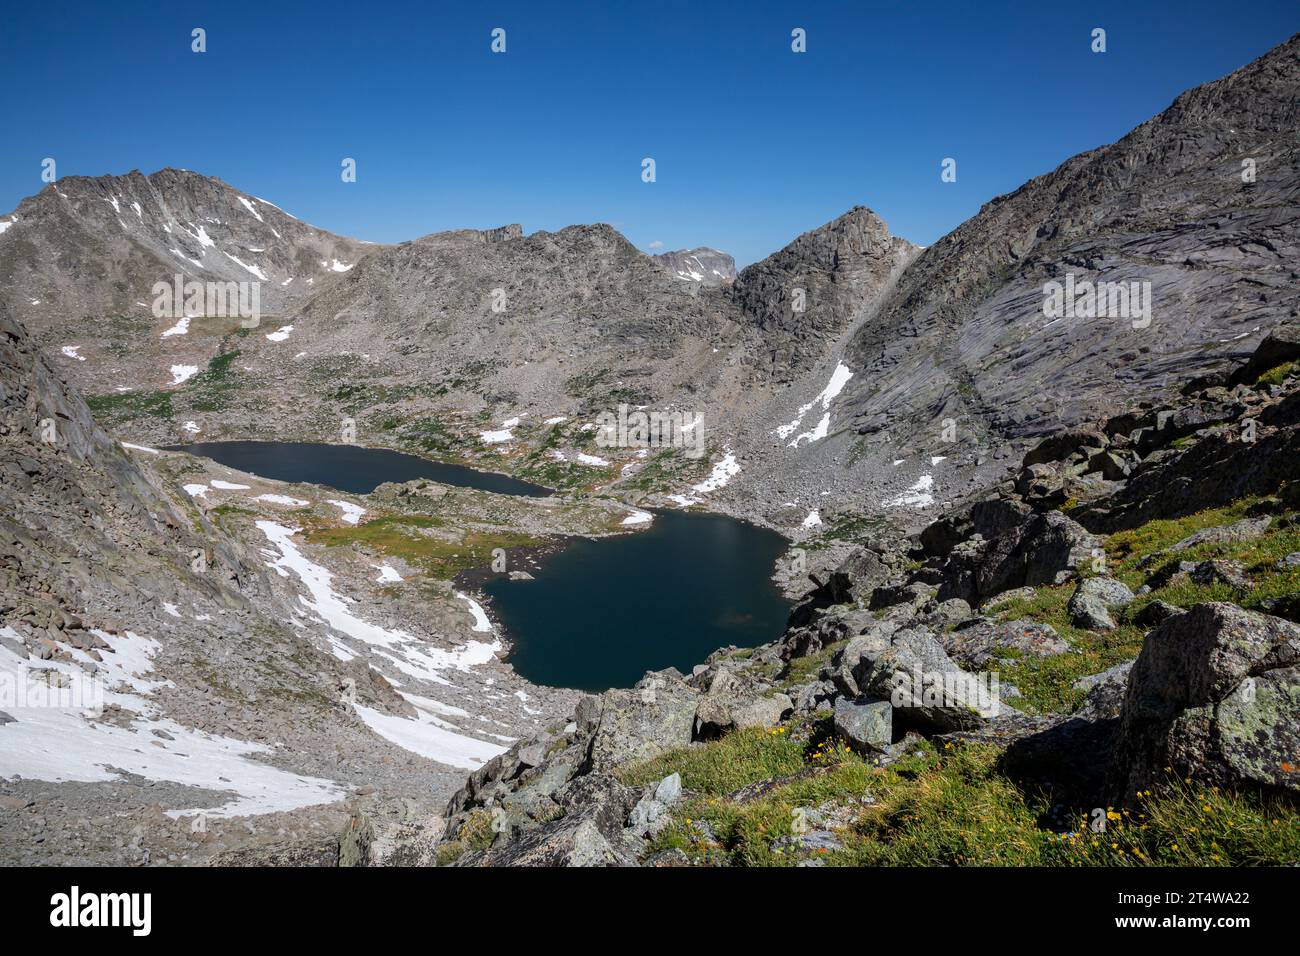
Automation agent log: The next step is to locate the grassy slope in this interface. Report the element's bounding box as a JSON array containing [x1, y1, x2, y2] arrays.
[[613, 492, 1300, 866]]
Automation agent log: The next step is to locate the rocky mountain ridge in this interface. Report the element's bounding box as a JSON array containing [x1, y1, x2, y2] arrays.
[[9, 24, 1295, 534]]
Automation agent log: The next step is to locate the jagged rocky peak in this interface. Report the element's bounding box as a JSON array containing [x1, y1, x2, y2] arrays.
[[730, 205, 919, 381], [748, 205, 910, 277], [654, 247, 737, 284]]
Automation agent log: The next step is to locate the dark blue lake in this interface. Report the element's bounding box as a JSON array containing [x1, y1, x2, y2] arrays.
[[483, 509, 792, 692]]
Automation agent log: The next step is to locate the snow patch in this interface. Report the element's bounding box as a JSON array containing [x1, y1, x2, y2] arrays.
[[374, 564, 403, 583], [223, 251, 268, 281], [182, 222, 215, 248], [351, 702, 504, 770], [327, 500, 365, 525], [883, 474, 935, 509], [256, 494, 309, 507], [777, 361, 854, 447], [169, 364, 199, 385], [236, 196, 264, 222], [455, 592, 494, 633], [691, 451, 740, 494], [169, 248, 203, 268]]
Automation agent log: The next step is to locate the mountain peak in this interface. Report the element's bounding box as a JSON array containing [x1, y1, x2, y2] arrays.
[[731, 205, 919, 381], [653, 247, 737, 284]]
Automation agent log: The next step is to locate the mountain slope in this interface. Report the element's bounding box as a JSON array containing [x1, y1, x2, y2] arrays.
[[0, 37, 1295, 536], [706, 33, 1300, 532], [840, 33, 1300, 444], [654, 247, 737, 284], [0, 169, 376, 393], [0, 300, 576, 864], [731, 205, 918, 383]]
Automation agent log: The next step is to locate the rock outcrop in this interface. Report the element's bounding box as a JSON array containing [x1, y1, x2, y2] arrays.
[[1107, 603, 1300, 803]]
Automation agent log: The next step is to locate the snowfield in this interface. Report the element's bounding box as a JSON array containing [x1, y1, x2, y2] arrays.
[[256, 522, 505, 769], [0, 626, 344, 818], [777, 361, 855, 447]]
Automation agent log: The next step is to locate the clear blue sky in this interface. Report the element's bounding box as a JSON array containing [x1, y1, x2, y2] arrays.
[[1, 1, 1295, 265]]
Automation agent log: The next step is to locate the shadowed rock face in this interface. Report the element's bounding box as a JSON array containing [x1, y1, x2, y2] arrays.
[[835, 35, 1300, 451], [0, 301, 253, 632]]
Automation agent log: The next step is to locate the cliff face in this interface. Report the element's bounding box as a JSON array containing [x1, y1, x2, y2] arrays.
[[0, 301, 242, 633]]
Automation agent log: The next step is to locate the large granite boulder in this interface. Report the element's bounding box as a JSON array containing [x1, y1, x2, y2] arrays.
[[1107, 603, 1300, 804], [940, 618, 1070, 669], [938, 511, 1101, 605], [842, 626, 1003, 732], [1067, 576, 1136, 631], [587, 670, 699, 770]]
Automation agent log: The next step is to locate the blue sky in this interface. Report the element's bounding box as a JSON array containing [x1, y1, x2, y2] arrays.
[[1, 1, 1295, 265]]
